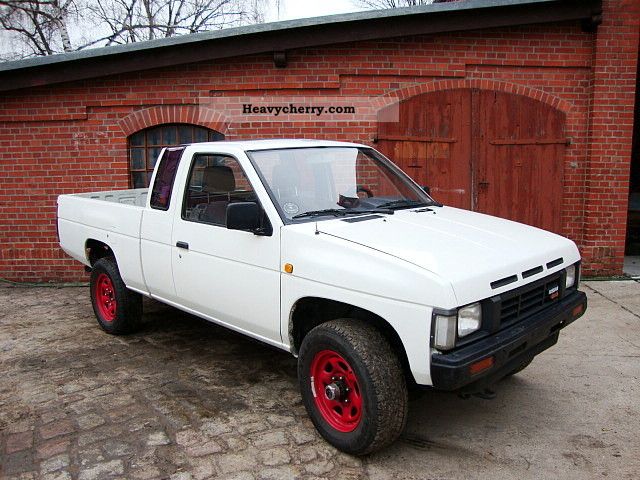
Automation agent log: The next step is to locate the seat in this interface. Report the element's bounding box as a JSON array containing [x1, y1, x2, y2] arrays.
[[201, 165, 236, 225], [202, 165, 235, 195], [271, 163, 300, 200]]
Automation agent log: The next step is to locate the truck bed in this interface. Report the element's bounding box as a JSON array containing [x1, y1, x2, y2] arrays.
[[73, 188, 149, 207], [57, 188, 149, 292]]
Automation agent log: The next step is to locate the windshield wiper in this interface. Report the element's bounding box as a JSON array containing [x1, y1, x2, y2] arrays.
[[292, 208, 393, 219], [375, 199, 429, 210]]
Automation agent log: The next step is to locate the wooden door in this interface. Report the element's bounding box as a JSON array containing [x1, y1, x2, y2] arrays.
[[376, 89, 566, 233], [377, 89, 472, 209], [474, 90, 566, 233]]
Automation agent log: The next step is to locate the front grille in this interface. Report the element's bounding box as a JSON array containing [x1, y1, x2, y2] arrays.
[[498, 273, 562, 328]]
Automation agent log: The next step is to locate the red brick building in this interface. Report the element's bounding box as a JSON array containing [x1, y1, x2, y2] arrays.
[[0, 0, 638, 282]]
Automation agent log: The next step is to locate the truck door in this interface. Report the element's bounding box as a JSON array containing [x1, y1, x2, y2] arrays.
[[170, 152, 281, 344], [140, 147, 184, 302]]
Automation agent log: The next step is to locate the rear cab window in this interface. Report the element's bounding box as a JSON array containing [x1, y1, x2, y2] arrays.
[[150, 147, 185, 210]]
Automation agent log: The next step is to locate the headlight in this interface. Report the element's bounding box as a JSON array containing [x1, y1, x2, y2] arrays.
[[458, 302, 482, 337], [566, 264, 576, 288], [433, 313, 456, 351]]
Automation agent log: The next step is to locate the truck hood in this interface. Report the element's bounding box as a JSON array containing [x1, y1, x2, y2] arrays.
[[316, 206, 580, 306]]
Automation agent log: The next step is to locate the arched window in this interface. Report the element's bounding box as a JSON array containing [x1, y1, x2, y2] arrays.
[[128, 124, 225, 188]]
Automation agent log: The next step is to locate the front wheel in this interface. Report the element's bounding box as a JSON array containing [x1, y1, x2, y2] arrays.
[[90, 257, 142, 334], [298, 319, 408, 455]]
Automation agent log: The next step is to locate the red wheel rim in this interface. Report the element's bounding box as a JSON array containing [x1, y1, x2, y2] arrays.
[[95, 273, 117, 322], [310, 350, 363, 432]]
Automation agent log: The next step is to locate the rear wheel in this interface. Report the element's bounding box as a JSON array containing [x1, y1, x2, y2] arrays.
[[298, 319, 408, 455], [90, 257, 142, 334]]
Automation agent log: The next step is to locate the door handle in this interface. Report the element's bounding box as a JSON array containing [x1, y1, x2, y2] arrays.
[[176, 241, 189, 250]]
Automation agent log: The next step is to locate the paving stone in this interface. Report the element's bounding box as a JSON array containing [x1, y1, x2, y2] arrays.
[[101, 439, 134, 457], [190, 457, 217, 480], [78, 446, 106, 468], [217, 453, 259, 474], [335, 452, 363, 468], [85, 385, 117, 398], [41, 471, 72, 480], [224, 472, 255, 480], [39, 420, 74, 440], [40, 454, 70, 473], [297, 446, 318, 463], [251, 430, 288, 448], [78, 459, 124, 480], [169, 472, 192, 480], [258, 447, 291, 466], [224, 436, 249, 451], [237, 421, 269, 435], [256, 466, 300, 480], [265, 414, 296, 427], [304, 459, 335, 476], [129, 466, 163, 479], [76, 413, 106, 430], [146, 431, 171, 446], [36, 438, 71, 460], [60, 382, 84, 394], [201, 421, 232, 437], [290, 426, 316, 445], [77, 426, 121, 448], [2, 450, 35, 476], [175, 429, 202, 446], [186, 440, 223, 457], [40, 411, 69, 425], [5, 420, 34, 434], [5, 431, 33, 454]]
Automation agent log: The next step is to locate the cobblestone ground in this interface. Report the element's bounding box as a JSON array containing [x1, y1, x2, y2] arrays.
[[0, 282, 639, 480]]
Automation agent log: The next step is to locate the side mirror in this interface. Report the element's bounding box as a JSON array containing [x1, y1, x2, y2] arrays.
[[226, 202, 268, 235], [421, 185, 431, 195]]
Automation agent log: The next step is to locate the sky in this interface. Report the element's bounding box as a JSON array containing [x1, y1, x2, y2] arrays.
[[264, 0, 365, 22], [0, 0, 370, 60]]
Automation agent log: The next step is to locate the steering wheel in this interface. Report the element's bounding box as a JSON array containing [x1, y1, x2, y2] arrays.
[[357, 185, 374, 198]]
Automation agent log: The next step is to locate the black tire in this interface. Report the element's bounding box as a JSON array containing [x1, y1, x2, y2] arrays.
[[298, 319, 408, 455], [505, 358, 533, 378], [89, 257, 142, 335]]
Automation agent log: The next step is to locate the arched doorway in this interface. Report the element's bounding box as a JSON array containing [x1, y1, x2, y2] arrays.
[[376, 89, 567, 233]]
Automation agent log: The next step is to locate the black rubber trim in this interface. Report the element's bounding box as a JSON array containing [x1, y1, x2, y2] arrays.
[[342, 215, 384, 223], [430, 290, 587, 393], [546, 257, 564, 268], [522, 265, 543, 278], [490, 275, 518, 289]]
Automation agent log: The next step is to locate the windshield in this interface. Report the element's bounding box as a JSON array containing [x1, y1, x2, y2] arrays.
[[247, 147, 436, 221]]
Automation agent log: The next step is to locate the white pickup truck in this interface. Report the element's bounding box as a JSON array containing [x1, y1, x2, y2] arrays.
[[58, 139, 587, 454]]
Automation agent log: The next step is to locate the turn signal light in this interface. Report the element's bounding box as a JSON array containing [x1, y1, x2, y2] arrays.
[[284, 263, 294, 274], [469, 356, 494, 376]]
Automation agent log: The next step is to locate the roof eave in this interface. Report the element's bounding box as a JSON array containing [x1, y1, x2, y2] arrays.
[[0, 0, 601, 93]]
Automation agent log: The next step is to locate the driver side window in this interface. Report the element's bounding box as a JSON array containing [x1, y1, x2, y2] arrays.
[[182, 154, 257, 227]]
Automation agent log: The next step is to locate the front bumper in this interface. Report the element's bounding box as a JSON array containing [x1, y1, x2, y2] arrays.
[[430, 290, 587, 393]]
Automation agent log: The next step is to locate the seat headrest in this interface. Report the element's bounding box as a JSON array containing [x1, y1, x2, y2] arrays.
[[202, 165, 235, 193]]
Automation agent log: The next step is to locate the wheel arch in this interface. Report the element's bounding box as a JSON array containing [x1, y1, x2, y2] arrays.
[[289, 296, 416, 385], [85, 239, 116, 267]]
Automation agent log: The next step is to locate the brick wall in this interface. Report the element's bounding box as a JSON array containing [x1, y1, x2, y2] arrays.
[[0, 1, 638, 282], [582, 0, 640, 275]]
